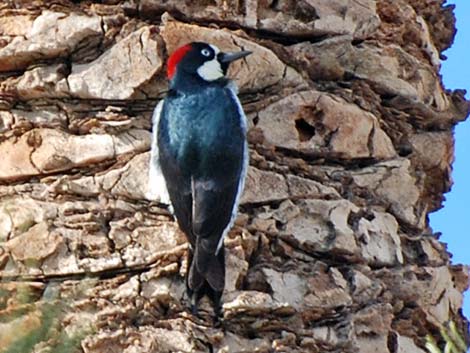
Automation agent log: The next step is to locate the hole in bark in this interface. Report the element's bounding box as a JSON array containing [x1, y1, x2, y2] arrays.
[[270, 0, 280, 10], [76, 243, 87, 259], [352, 38, 364, 46], [380, 93, 398, 101], [343, 71, 357, 81], [207, 341, 214, 353], [194, 0, 217, 6], [402, 238, 429, 265], [246, 329, 258, 339], [244, 269, 272, 293], [415, 271, 433, 281], [275, 220, 284, 230], [295, 118, 316, 142], [325, 220, 336, 245], [294, 2, 319, 22], [347, 210, 375, 230], [387, 331, 398, 353], [237, 0, 246, 15], [398, 140, 413, 157]]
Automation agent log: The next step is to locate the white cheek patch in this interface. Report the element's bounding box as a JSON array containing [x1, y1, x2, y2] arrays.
[[197, 58, 224, 81]]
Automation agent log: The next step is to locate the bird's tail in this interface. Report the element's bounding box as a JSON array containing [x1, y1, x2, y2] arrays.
[[186, 240, 225, 311]]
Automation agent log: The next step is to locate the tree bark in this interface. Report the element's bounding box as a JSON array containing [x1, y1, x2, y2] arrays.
[[0, 1, 468, 352]]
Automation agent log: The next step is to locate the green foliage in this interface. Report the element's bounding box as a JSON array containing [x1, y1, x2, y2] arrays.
[[425, 321, 468, 353], [0, 281, 94, 353], [1, 301, 89, 353], [2, 303, 61, 353]]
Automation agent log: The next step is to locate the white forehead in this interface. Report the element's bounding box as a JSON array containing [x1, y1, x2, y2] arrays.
[[209, 44, 220, 54]]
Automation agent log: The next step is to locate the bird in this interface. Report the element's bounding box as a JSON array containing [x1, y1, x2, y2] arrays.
[[149, 42, 251, 314]]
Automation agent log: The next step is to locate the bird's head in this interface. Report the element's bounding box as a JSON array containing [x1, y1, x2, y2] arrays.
[[166, 42, 252, 84]]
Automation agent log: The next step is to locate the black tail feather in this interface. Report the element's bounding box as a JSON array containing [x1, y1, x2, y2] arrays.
[[186, 245, 225, 314]]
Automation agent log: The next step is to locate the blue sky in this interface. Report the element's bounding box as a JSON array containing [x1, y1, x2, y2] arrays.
[[429, 0, 470, 321]]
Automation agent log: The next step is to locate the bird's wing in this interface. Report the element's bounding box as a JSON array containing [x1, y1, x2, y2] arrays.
[[192, 174, 241, 247], [150, 99, 193, 242], [191, 170, 243, 291], [158, 143, 194, 245], [192, 85, 248, 253]]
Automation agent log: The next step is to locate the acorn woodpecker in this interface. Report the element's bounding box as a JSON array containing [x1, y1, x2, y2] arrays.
[[149, 42, 251, 312]]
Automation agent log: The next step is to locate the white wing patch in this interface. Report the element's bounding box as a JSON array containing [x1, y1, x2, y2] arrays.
[[147, 100, 171, 205], [215, 84, 249, 254]]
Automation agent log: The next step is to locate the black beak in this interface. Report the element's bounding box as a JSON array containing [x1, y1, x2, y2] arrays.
[[219, 50, 252, 63]]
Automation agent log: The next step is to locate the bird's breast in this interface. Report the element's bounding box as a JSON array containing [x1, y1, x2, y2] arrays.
[[158, 86, 245, 175]]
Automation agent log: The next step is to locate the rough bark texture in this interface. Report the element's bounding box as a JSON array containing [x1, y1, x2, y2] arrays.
[[0, 1, 469, 352]]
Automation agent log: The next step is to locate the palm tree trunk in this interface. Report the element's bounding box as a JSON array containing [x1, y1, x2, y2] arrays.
[[0, 1, 468, 352]]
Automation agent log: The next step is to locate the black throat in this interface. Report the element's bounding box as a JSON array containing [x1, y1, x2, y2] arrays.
[[170, 70, 228, 93]]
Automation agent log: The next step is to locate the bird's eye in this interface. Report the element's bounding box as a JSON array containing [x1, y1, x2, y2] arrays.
[[201, 48, 211, 57]]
